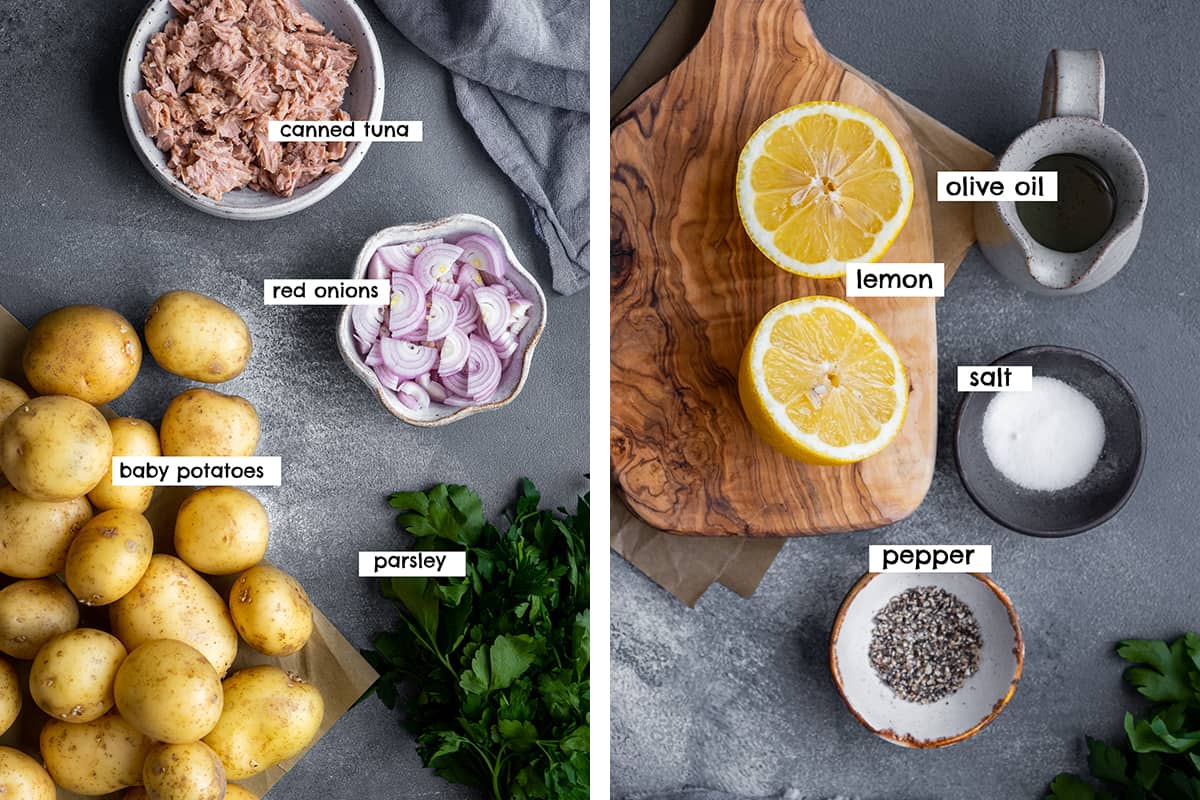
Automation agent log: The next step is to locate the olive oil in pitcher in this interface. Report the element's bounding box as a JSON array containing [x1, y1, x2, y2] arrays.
[[1015, 153, 1117, 253]]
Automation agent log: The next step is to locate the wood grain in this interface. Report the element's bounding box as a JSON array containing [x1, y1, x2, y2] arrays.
[[611, 0, 937, 536]]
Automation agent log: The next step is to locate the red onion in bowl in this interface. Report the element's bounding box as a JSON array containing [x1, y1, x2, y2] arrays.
[[474, 286, 510, 341], [413, 243, 464, 292], [457, 233, 507, 278], [398, 381, 431, 412], [465, 335, 502, 400], [352, 229, 537, 415], [389, 272, 425, 336], [439, 326, 469, 376], [381, 338, 438, 379], [426, 292, 457, 340]]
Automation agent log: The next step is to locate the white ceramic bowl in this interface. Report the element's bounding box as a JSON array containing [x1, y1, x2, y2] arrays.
[[337, 214, 548, 426], [119, 0, 385, 220], [830, 572, 1023, 748]]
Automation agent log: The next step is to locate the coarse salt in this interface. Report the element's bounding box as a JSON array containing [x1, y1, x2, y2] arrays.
[[981, 376, 1105, 492]]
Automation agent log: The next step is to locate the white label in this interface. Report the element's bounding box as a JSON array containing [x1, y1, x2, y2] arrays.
[[869, 545, 992, 573], [845, 263, 945, 297], [112, 457, 281, 486], [263, 279, 388, 305], [957, 365, 1034, 392], [937, 171, 1058, 202], [358, 551, 467, 577], [267, 120, 423, 142]]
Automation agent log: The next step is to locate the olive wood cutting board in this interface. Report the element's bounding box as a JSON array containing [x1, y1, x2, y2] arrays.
[[611, 0, 938, 536]]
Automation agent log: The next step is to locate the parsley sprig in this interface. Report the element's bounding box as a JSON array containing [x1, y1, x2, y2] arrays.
[[1048, 634, 1200, 799], [364, 480, 589, 800]]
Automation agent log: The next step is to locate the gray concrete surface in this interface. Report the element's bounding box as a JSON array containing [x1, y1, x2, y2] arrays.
[[611, 2, 1197, 798], [0, 2, 588, 797]]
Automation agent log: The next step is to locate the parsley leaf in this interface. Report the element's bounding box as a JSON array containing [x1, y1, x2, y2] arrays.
[[365, 481, 589, 800], [1048, 636, 1200, 799]]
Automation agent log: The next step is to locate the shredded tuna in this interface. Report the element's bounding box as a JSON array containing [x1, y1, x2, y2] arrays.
[[136, 0, 357, 200]]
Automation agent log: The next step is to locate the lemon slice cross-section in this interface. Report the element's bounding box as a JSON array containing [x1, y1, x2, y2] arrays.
[[736, 101, 914, 278], [738, 296, 908, 464]]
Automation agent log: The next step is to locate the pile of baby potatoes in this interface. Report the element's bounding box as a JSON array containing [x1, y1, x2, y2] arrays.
[[0, 292, 320, 800]]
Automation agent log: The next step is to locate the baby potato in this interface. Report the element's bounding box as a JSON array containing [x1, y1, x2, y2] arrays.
[[0, 746, 55, 800], [0, 395, 113, 501], [0, 380, 26, 490], [174, 487, 269, 575], [110, 554, 239, 676], [160, 389, 259, 457], [115, 639, 223, 744], [225, 786, 260, 800], [203, 666, 324, 779], [145, 291, 252, 383], [0, 378, 28, 422], [230, 565, 313, 657], [22, 304, 142, 404], [0, 657, 20, 735], [66, 508, 154, 606], [142, 741, 226, 800], [41, 711, 153, 795], [89, 417, 161, 512], [0, 485, 92, 578], [0, 578, 79, 659], [30, 628, 127, 723]]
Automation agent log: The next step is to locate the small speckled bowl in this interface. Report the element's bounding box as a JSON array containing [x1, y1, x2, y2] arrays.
[[953, 345, 1145, 537], [830, 572, 1023, 748], [119, 0, 384, 220], [337, 214, 548, 426]]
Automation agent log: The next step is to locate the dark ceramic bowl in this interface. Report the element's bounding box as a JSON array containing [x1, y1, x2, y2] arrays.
[[953, 345, 1145, 537]]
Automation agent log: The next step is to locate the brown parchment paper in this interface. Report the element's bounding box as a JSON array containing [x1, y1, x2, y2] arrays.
[[610, 1, 994, 607], [0, 304, 378, 799]]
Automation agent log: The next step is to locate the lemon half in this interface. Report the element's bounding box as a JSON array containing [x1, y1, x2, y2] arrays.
[[738, 296, 908, 465], [736, 101, 914, 278]]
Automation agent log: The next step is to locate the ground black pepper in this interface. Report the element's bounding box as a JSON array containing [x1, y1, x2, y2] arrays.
[[868, 585, 982, 704]]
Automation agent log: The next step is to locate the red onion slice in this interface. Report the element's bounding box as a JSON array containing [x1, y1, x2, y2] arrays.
[[381, 338, 438, 379], [431, 280, 462, 300], [417, 373, 448, 403], [457, 264, 483, 289], [440, 368, 470, 398], [365, 340, 385, 367], [352, 303, 386, 354], [466, 335, 502, 400], [413, 244, 464, 292], [374, 244, 416, 274], [493, 330, 519, 360], [367, 253, 389, 279], [457, 234, 507, 278], [474, 286, 510, 341], [426, 292, 457, 341], [455, 291, 481, 330], [438, 327, 470, 376], [443, 395, 476, 407], [398, 381, 431, 412], [399, 239, 443, 258], [388, 273, 425, 336], [373, 364, 402, 392]]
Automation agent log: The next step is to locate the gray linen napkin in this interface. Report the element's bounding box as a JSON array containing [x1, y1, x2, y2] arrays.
[[371, 0, 590, 295]]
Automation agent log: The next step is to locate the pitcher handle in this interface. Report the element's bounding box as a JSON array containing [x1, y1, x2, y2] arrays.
[[1040, 49, 1105, 121]]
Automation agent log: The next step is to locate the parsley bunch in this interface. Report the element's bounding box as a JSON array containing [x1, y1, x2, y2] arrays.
[[1049, 634, 1200, 799], [364, 480, 589, 800]]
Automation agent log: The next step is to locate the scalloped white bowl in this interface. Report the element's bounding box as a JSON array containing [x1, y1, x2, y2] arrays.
[[337, 214, 548, 426], [119, 0, 384, 220]]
